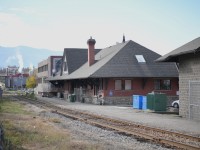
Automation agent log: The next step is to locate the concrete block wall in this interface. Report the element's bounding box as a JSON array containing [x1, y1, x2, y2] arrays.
[[179, 53, 200, 118]]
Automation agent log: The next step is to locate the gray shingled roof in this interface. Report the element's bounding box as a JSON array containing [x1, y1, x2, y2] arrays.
[[156, 37, 200, 62], [48, 40, 178, 81], [60, 48, 101, 75], [90, 40, 178, 78]]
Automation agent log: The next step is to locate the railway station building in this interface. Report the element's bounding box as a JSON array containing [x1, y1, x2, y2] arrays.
[[47, 37, 179, 105], [157, 37, 200, 120]]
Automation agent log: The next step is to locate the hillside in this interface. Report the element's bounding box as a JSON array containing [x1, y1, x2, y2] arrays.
[[0, 46, 63, 69]]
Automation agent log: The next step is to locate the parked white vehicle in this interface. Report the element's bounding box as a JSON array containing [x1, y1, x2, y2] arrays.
[[172, 100, 179, 108]]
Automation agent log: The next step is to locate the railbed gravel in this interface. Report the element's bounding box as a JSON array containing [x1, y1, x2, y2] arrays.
[[35, 108, 173, 150]]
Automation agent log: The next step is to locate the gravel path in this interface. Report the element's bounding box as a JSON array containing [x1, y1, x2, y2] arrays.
[[26, 102, 173, 150]]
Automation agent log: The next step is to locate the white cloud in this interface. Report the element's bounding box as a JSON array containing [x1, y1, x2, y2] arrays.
[[6, 55, 16, 64], [9, 7, 47, 17], [9, 7, 35, 14], [0, 12, 30, 46], [0, 12, 24, 26], [0, 12, 168, 54], [0, 12, 61, 51]]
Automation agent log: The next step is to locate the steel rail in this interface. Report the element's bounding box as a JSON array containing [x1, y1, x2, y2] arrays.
[[14, 96, 200, 150]]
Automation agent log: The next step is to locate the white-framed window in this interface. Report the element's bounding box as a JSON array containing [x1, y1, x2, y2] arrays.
[[154, 79, 171, 90], [125, 80, 131, 90], [115, 80, 132, 90], [115, 80, 122, 90]]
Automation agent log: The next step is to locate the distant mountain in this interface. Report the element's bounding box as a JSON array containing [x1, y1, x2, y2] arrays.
[[0, 46, 63, 70]]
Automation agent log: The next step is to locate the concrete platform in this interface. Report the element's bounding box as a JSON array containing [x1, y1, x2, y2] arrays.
[[37, 96, 200, 137]]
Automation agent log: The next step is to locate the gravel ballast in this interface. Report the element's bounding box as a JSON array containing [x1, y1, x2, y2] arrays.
[[38, 96, 200, 137], [26, 103, 172, 150]]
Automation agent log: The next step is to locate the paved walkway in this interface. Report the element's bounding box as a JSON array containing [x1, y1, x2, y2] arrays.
[[37, 96, 200, 137]]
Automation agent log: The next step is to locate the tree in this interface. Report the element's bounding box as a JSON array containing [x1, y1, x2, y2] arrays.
[[26, 75, 36, 88]]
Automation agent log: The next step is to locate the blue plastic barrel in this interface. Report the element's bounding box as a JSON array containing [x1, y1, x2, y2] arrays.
[[133, 95, 147, 110], [142, 96, 147, 110], [133, 95, 142, 109]]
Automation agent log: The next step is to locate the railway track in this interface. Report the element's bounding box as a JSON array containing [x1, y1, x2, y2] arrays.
[[14, 96, 200, 150]]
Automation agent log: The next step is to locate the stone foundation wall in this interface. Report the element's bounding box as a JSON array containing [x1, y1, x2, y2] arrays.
[[103, 96, 132, 105], [79, 96, 132, 105], [67, 94, 179, 107]]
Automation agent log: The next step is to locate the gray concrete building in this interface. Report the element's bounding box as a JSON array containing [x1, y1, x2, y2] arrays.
[[37, 56, 62, 96], [157, 37, 200, 121]]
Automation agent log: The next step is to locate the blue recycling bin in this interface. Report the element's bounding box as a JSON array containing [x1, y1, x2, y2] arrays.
[[133, 95, 147, 110]]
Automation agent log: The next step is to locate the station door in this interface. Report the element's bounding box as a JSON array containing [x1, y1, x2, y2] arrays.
[[189, 81, 200, 121]]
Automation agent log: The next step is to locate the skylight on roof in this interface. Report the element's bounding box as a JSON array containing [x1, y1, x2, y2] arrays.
[[135, 55, 146, 63]]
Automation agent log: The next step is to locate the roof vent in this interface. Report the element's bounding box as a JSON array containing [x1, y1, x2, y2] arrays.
[[122, 34, 125, 43]]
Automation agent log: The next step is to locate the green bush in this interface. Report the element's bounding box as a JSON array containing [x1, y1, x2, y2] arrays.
[[25, 92, 37, 100]]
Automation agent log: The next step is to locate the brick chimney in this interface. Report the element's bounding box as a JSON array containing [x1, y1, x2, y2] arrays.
[[87, 36, 96, 66]]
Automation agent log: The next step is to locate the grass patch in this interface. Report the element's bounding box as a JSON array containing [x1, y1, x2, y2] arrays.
[[0, 99, 28, 114], [1, 118, 72, 149], [0, 97, 102, 150], [0, 99, 71, 149], [2, 118, 102, 150]]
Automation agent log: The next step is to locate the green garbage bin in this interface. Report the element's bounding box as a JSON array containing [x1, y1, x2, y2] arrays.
[[147, 94, 154, 110], [69, 95, 73, 102], [70, 94, 76, 102], [147, 93, 167, 111], [154, 93, 167, 111]]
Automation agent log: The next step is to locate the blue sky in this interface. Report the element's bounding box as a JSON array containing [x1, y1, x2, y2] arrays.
[[0, 0, 199, 55]]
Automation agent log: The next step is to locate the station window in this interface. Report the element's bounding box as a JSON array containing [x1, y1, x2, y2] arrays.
[[125, 80, 132, 90], [115, 79, 132, 90], [115, 80, 122, 90], [154, 79, 171, 90]]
